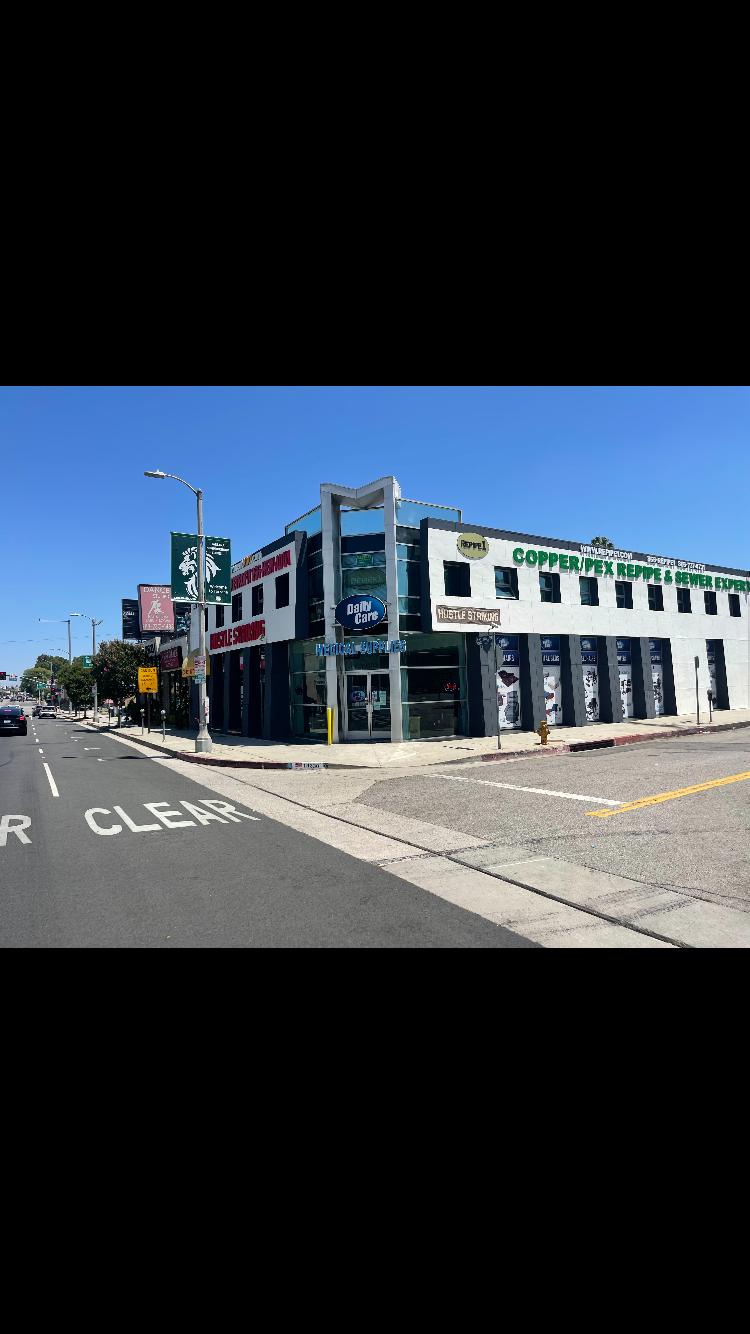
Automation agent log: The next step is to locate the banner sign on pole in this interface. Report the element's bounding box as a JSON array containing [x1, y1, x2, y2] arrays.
[[138, 667, 158, 694], [193, 655, 206, 683], [122, 598, 141, 640], [204, 537, 232, 604], [138, 585, 174, 634], [171, 533, 200, 602]]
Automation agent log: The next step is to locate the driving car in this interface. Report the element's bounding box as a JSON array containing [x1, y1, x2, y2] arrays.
[[40, 706, 57, 718], [0, 706, 27, 736]]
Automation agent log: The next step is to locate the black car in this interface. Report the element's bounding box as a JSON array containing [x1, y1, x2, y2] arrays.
[[0, 706, 27, 736]]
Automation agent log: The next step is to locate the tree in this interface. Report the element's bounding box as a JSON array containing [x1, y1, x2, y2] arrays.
[[21, 667, 50, 694], [91, 640, 152, 707], [591, 536, 614, 549], [57, 661, 93, 716], [35, 654, 68, 674]]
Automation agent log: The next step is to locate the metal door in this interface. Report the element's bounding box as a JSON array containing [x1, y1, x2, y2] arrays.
[[345, 673, 391, 740]]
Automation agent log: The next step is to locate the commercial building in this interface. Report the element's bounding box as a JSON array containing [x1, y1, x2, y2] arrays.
[[204, 475, 750, 744]]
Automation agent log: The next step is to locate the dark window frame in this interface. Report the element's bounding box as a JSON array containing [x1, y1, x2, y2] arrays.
[[252, 584, 264, 617], [494, 567, 519, 599], [443, 561, 471, 597], [677, 587, 692, 614], [579, 576, 599, 607], [704, 590, 717, 616], [231, 593, 242, 623], [539, 572, 561, 604], [615, 581, 633, 609], [215, 605, 225, 628], [648, 584, 664, 612], [275, 572, 290, 609], [729, 593, 741, 617]]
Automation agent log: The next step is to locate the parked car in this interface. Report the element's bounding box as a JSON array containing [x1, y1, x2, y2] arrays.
[[0, 706, 27, 736]]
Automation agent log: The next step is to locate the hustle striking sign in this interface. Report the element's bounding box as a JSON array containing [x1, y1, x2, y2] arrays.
[[435, 605, 500, 626]]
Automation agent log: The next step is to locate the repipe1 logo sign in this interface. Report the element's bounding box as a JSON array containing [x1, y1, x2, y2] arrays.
[[457, 532, 489, 559], [335, 596, 386, 629]]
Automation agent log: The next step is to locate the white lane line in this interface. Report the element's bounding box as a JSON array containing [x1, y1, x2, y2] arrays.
[[43, 763, 59, 797], [38, 748, 44, 753], [434, 775, 623, 806]]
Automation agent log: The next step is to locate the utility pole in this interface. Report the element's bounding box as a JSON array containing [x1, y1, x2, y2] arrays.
[[144, 469, 212, 752], [72, 614, 103, 722]]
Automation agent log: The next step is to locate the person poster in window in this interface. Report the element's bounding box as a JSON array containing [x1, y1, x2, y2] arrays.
[[650, 639, 664, 715], [495, 636, 521, 729], [617, 638, 633, 718], [581, 638, 599, 721], [541, 636, 562, 725]]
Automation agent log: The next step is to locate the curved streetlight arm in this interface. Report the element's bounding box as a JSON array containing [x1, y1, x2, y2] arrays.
[[144, 470, 198, 496]]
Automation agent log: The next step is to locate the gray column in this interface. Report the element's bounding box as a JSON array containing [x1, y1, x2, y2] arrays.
[[631, 637, 656, 719], [661, 639, 677, 715], [561, 635, 588, 727], [598, 637, 622, 723], [222, 651, 231, 734], [467, 635, 497, 736], [383, 477, 403, 741], [519, 634, 545, 733], [321, 489, 341, 740]]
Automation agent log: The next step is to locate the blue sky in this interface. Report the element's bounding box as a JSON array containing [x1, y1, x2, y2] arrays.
[[1, 385, 748, 678]]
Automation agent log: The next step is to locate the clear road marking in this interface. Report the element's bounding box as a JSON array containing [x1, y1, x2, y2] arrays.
[[43, 764, 59, 797], [587, 769, 750, 817], [180, 801, 229, 825], [85, 808, 122, 835], [112, 806, 162, 833], [0, 816, 31, 846], [38, 749, 43, 754], [435, 775, 623, 806]]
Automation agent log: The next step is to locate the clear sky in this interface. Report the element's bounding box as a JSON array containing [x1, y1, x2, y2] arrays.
[[1, 385, 748, 678]]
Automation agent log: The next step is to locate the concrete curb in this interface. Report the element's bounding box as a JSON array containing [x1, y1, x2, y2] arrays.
[[480, 718, 750, 763]]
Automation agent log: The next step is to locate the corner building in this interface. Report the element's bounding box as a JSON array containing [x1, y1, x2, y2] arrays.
[[205, 475, 750, 744]]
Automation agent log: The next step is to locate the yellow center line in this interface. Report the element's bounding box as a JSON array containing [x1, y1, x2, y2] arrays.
[[587, 770, 750, 817]]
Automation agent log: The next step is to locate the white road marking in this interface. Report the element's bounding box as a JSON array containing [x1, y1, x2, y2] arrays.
[[200, 800, 260, 823], [434, 775, 623, 806], [85, 808, 122, 835], [112, 806, 162, 833], [143, 802, 196, 830], [84, 748, 100, 751], [38, 749, 43, 753], [180, 801, 229, 825], [43, 764, 59, 797], [0, 815, 32, 846]]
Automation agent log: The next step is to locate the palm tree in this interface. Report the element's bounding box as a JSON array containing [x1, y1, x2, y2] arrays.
[[591, 536, 614, 548]]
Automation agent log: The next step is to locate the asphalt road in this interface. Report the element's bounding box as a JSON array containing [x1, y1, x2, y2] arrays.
[[0, 716, 537, 948], [356, 729, 750, 911]]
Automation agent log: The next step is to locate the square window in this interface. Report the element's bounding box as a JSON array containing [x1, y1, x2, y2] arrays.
[[677, 587, 692, 613], [276, 572, 290, 609], [648, 585, 664, 611], [252, 584, 264, 617], [444, 562, 471, 597], [215, 605, 225, 628], [729, 593, 741, 617]]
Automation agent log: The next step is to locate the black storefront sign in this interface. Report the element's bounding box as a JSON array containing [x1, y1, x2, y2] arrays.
[[541, 634, 560, 665], [122, 599, 141, 640]]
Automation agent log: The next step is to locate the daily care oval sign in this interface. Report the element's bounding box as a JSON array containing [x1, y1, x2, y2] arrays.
[[335, 596, 386, 629]]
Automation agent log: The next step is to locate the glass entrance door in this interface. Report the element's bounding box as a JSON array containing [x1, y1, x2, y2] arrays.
[[345, 673, 391, 741]]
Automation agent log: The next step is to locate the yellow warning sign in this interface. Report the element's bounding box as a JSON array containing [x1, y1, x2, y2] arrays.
[[138, 667, 158, 693]]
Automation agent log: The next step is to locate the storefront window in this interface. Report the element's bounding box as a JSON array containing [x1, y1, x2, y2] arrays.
[[290, 638, 327, 741], [400, 633, 466, 738]]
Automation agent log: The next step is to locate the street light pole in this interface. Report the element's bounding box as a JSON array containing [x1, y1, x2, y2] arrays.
[[71, 614, 103, 722], [144, 469, 212, 753], [38, 617, 72, 711]]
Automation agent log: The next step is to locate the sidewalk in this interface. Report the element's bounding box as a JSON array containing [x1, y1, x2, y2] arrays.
[[76, 708, 750, 769]]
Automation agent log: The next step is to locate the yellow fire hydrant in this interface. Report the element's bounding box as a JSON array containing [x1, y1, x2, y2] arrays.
[[536, 718, 551, 745]]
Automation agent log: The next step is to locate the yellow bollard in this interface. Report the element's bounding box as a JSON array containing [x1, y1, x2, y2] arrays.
[[327, 707, 333, 745]]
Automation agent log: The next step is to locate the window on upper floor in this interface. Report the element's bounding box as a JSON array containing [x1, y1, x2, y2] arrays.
[[648, 585, 664, 611], [252, 584, 264, 617], [616, 581, 633, 609], [677, 588, 692, 613], [444, 562, 471, 597], [704, 590, 717, 615], [495, 568, 518, 599], [231, 593, 242, 623], [579, 576, 599, 606], [540, 573, 561, 603], [215, 605, 225, 627], [729, 593, 741, 617], [276, 573, 289, 608]]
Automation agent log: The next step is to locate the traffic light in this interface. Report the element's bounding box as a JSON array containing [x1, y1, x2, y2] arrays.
[[0, 672, 6, 680]]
